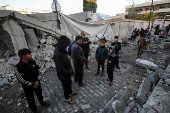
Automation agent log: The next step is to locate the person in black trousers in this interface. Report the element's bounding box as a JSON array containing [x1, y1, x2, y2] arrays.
[[81, 31, 91, 69], [111, 36, 121, 69], [15, 48, 49, 113], [71, 35, 91, 87], [106, 46, 117, 85], [54, 35, 78, 104], [95, 40, 108, 76]]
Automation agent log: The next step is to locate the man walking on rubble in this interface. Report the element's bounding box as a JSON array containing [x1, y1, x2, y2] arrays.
[[81, 31, 92, 69], [137, 35, 147, 57], [71, 35, 91, 87], [54, 35, 78, 104], [15, 48, 49, 113]]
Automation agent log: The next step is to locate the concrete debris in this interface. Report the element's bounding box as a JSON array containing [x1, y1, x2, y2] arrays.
[[135, 59, 158, 70], [7, 57, 20, 65], [0, 78, 9, 87], [136, 78, 151, 105]]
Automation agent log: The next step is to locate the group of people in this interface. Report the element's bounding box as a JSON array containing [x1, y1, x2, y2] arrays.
[[131, 28, 149, 41], [14, 31, 147, 112], [154, 24, 170, 36]]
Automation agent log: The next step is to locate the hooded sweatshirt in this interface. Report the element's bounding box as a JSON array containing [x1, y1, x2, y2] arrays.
[[107, 46, 117, 67], [54, 35, 74, 80]]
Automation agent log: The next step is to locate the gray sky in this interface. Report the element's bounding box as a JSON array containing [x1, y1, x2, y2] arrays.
[[0, 0, 155, 16]]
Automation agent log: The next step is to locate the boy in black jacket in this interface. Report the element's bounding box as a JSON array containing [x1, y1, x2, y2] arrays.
[[15, 48, 49, 113], [107, 46, 117, 85], [95, 40, 108, 76], [111, 36, 121, 69]]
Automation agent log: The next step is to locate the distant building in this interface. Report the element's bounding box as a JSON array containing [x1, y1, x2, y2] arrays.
[[125, 0, 170, 19], [0, 5, 52, 14], [111, 13, 125, 19]]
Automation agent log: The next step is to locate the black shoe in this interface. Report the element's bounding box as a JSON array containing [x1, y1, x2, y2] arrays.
[[32, 110, 39, 113], [40, 102, 50, 107], [79, 83, 85, 87], [116, 66, 120, 69], [95, 72, 99, 75]]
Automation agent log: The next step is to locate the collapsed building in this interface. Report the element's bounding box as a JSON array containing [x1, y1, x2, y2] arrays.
[[0, 10, 170, 113]]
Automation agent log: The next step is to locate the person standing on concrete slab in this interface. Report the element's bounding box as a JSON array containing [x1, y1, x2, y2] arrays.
[[71, 35, 91, 87], [95, 40, 108, 76], [81, 31, 91, 69], [15, 48, 49, 113], [54, 35, 78, 104], [137, 35, 146, 57], [106, 46, 117, 85], [111, 36, 121, 69]]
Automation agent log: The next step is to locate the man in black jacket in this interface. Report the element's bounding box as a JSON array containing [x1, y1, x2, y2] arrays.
[[111, 36, 121, 69], [81, 31, 91, 69], [15, 48, 49, 113], [71, 35, 91, 87], [54, 35, 78, 104]]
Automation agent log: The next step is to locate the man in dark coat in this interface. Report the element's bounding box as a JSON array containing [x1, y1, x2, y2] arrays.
[[111, 36, 121, 69], [81, 31, 91, 69], [95, 40, 108, 76], [71, 35, 91, 87], [54, 35, 78, 104]]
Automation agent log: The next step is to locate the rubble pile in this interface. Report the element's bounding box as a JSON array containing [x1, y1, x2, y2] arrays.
[[0, 29, 58, 91]]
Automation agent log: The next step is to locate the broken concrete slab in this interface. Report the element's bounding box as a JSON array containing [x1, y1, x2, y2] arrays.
[[23, 29, 39, 48], [135, 59, 158, 70], [7, 57, 20, 65], [136, 78, 151, 105]]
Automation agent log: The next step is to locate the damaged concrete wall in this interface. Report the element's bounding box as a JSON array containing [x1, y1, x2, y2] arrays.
[[134, 22, 143, 29], [119, 22, 134, 40], [2, 19, 28, 55], [112, 21, 120, 38]]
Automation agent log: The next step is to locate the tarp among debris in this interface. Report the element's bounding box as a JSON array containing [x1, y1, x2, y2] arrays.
[[59, 14, 113, 41]]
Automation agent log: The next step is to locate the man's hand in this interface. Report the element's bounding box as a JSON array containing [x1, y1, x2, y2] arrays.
[[87, 59, 91, 64], [34, 81, 39, 88], [108, 61, 112, 63]]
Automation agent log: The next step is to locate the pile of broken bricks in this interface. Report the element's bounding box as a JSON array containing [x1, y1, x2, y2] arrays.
[[0, 30, 58, 91], [100, 59, 170, 113]]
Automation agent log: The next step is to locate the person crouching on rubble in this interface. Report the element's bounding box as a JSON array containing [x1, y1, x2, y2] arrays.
[[15, 48, 49, 113], [137, 35, 146, 57], [95, 39, 108, 76], [54, 35, 78, 104], [106, 46, 117, 85]]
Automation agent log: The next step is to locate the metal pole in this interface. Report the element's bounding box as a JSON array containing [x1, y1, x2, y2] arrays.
[[148, 0, 153, 31]]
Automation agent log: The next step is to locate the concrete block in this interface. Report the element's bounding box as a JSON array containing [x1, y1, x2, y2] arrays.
[[0, 78, 9, 87], [136, 78, 150, 105], [40, 39, 46, 44], [7, 57, 20, 65], [135, 59, 158, 70]]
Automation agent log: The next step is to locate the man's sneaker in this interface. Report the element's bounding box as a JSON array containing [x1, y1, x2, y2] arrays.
[[40, 102, 50, 107], [95, 72, 99, 75], [79, 83, 85, 87], [110, 82, 113, 85], [116, 66, 120, 69], [32, 110, 39, 113]]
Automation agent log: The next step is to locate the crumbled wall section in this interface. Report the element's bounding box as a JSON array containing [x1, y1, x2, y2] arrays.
[[2, 19, 28, 54]]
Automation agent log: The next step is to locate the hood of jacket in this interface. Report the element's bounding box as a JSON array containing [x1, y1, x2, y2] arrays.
[[57, 35, 71, 51], [108, 46, 116, 57]]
